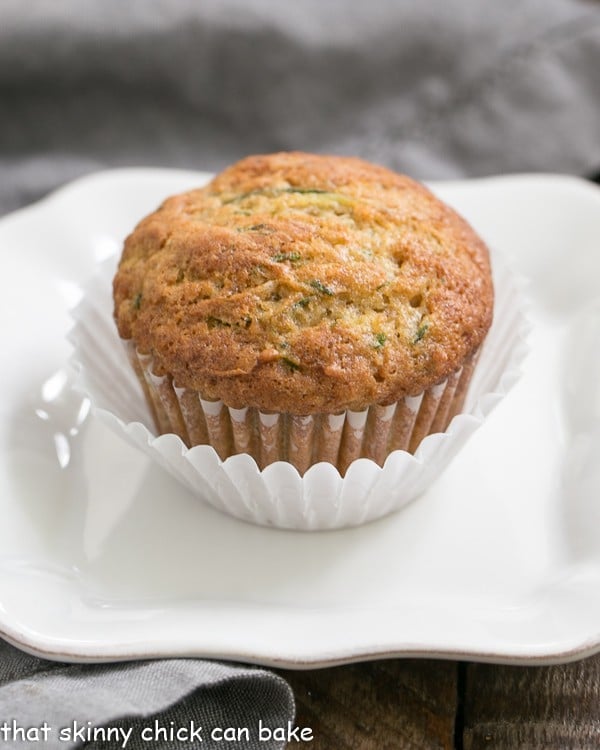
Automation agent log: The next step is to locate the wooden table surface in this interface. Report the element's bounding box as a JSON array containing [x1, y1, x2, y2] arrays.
[[277, 653, 600, 748]]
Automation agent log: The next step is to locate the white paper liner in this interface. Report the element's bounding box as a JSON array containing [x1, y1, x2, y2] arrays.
[[127, 346, 473, 476], [68, 251, 530, 530]]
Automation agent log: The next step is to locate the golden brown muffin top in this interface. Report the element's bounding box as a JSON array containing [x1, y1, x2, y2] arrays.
[[113, 152, 493, 414]]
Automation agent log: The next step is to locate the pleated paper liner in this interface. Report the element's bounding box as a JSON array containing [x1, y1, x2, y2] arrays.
[[68, 251, 529, 530], [127, 341, 478, 476]]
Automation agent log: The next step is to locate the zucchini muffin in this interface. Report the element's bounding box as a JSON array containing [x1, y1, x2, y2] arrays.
[[113, 152, 493, 474]]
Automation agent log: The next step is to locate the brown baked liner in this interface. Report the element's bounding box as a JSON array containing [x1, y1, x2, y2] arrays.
[[125, 340, 478, 476]]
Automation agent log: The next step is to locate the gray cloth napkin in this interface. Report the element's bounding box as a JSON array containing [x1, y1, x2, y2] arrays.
[[0, 642, 294, 749], [2, 0, 600, 215], [1, 0, 599, 747]]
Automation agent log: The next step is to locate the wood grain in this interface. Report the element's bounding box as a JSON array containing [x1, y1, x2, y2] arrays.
[[463, 655, 600, 749], [278, 660, 457, 749]]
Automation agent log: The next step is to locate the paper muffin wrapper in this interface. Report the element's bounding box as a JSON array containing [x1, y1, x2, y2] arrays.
[[68, 251, 529, 530], [127, 341, 477, 477]]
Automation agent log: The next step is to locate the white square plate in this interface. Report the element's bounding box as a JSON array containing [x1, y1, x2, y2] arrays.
[[1, 169, 599, 666]]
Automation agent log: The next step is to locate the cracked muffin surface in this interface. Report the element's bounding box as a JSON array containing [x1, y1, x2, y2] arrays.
[[113, 152, 493, 414]]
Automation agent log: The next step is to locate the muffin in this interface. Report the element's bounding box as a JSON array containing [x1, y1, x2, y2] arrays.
[[113, 152, 493, 475]]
